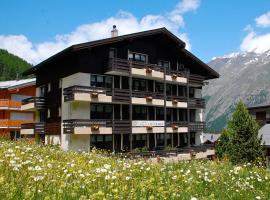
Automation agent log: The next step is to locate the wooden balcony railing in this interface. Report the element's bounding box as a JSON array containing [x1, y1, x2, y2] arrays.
[[0, 99, 21, 110], [108, 58, 163, 73], [132, 90, 164, 99], [63, 119, 113, 134], [166, 69, 188, 77], [189, 74, 205, 86], [189, 122, 205, 132], [21, 122, 45, 134], [63, 85, 112, 102], [0, 119, 33, 128], [22, 97, 46, 109], [166, 95, 187, 102], [188, 98, 205, 108], [166, 121, 189, 127]]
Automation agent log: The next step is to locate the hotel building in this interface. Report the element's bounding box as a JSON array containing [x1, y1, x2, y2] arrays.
[[21, 27, 219, 151]]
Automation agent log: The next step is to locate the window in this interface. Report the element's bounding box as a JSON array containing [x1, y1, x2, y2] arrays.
[[48, 83, 51, 92], [147, 80, 154, 92], [59, 79, 62, 89], [91, 75, 112, 88], [178, 86, 187, 97], [190, 132, 196, 145], [156, 108, 164, 120], [189, 87, 195, 98], [155, 82, 164, 93], [166, 108, 172, 122], [172, 85, 177, 96], [39, 111, 46, 122], [114, 76, 120, 89], [91, 104, 113, 119], [122, 105, 129, 120], [121, 77, 129, 89], [166, 84, 172, 96], [128, 52, 147, 63], [105, 77, 112, 88], [158, 60, 170, 69], [133, 79, 146, 91], [190, 109, 196, 122], [133, 106, 147, 120], [179, 109, 187, 121], [40, 86, 46, 97], [47, 109, 51, 118], [105, 135, 112, 142]]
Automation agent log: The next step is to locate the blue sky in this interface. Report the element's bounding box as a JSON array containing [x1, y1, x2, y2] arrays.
[[0, 0, 270, 64]]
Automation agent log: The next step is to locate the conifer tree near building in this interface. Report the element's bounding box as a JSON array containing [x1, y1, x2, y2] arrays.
[[216, 101, 264, 164]]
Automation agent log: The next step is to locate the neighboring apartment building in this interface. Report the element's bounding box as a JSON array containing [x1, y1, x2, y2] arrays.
[[0, 78, 36, 140], [248, 103, 270, 127], [21, 27, 219, 151], [248, 103, 270, 169]]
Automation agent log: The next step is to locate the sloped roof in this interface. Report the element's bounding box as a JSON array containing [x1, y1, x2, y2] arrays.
[[248, 102, 270, 110], [201, 133, 220, 143], [23, 27, 219, 79], [0, 78, 36, 90]]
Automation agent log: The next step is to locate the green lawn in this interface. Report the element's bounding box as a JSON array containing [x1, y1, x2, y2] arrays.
[[0, 140, 269, 200]]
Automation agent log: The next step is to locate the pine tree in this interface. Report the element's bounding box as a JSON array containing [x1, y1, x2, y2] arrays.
[[220, 101, 264, 164], [215, 129, 231, 159]]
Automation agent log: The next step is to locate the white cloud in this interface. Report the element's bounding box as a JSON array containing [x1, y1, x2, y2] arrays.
[[255, 11, 270, 28], [240, 31, 270, 53], [239, 10, 270, 54], [0, 0, 200, 64]]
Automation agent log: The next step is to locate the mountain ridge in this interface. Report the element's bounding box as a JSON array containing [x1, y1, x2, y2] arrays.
[[203, 50, 270, 132]]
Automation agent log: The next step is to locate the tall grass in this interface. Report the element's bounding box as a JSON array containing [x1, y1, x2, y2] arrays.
[[0, 140, 269, 199]]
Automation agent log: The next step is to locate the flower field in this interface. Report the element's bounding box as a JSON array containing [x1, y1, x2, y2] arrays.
[[0, 140, 269, 200]]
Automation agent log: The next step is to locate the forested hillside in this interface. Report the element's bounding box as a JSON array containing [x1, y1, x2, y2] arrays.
[[0, 49, 32, 81]]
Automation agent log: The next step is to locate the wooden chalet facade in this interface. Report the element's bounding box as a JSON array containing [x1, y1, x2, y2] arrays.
[[21, 27, 219, 151]]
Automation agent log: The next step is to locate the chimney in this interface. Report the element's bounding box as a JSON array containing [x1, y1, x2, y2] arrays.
[[111, 25, 118, 37]]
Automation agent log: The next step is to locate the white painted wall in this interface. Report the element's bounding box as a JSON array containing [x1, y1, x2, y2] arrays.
[[61, 73, 91, 151], [195, 109, 204, 122], [45, 135, 61, 145], [194, 88, 202, 98]]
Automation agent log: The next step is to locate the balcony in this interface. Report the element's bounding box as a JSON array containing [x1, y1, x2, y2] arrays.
[[131, 90, 164, 106], [189, 122, 205, 132], [63, 86, 113, 103], [188, 98, 205, 109], [166, 96, 188, 108], [166, 121, 189, 133], [21, 97, 45, 111], [21, 122, 45, 135], [189, 74, 205, 86], [63, 119, 113, 134], [0, 99, 21, 110], [107, 58, 164, 80], [165, 69, 188, 84], [0, 119, 32, 129]]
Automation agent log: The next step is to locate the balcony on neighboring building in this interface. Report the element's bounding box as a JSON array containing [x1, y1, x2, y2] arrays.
[[0, 99, 21, 110], [0, 119, 32, 129], [20, 122, 45, 135], [21, 97, 46, 111]]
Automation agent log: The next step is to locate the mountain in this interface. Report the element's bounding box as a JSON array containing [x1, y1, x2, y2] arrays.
[[0, 49, 32, 81], [203, 50, 270, 132]]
